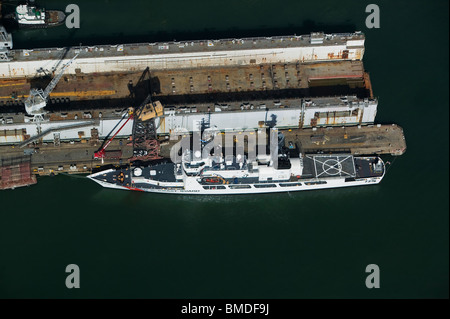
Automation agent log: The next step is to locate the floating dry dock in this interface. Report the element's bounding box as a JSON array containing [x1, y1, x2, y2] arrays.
[[0, 30, 406, 190]]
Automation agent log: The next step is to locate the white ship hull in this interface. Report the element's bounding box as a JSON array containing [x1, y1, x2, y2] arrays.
[[88, 172, 383, 195], [87, 155, 385, 195]]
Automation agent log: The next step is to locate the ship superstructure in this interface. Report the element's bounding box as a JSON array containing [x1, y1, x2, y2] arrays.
[[15, 3, 47, 26], [6, 1, 66, 29]]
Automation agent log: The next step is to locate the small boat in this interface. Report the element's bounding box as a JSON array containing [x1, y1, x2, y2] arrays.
[[4, 1, 66, 29]]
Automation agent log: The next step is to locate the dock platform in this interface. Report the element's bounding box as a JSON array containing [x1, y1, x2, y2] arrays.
[[0, 124, 405, 182], [282, 124, 406, 156]]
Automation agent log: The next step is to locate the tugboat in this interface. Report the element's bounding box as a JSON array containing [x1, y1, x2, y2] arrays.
[[4, 0, 65, 29]]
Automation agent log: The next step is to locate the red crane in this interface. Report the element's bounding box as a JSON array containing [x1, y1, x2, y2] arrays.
[[94, 111, 133, 159]]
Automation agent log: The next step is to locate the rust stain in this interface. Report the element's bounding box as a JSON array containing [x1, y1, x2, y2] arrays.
[[342, 50, 349, 59], [49, 90, 116, 98], [0, 80, 27, 88]]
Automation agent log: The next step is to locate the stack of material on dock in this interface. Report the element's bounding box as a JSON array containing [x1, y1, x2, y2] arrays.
[[0, 156, 37, 190]]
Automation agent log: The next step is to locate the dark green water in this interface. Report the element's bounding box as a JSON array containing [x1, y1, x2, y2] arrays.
[[0, 0, 448, 298]]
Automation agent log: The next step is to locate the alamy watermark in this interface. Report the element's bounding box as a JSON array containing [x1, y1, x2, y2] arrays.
[[63, 5, 380, 32], [169, 128, 282, 168], [65, 264, 80, 288], [63, 4, 380, 31], [65, 4, 80, 29], [365, 4, 380, 28], [365, 264, 380, 288]]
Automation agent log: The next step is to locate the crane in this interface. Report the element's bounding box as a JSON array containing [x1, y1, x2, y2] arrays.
[[94, 93, 163, 160], [24, 52, 79, 118], [93, 109, 134, 159]]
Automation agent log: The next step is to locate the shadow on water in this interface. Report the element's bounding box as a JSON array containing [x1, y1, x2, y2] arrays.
[[6, 19, 356, 49], [83, 179, 383, 228], [83, 20, 357, 47], [87, 179, 382, 207]]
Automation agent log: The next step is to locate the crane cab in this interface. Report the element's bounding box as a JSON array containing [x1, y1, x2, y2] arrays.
[[138, 101, 164, 121]]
